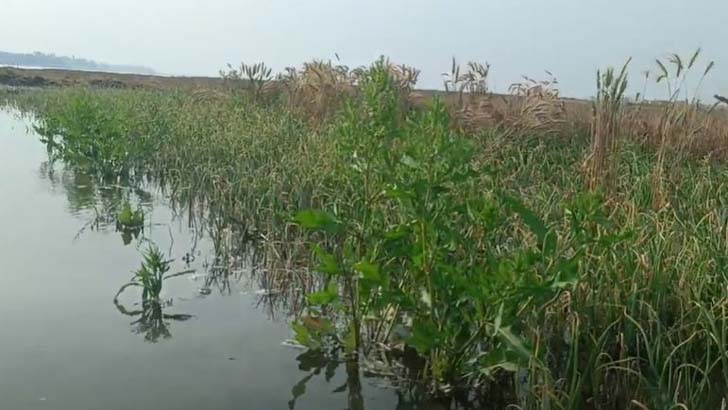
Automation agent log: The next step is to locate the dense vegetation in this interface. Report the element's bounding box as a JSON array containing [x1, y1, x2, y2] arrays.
[[3, 55, 728, 409]]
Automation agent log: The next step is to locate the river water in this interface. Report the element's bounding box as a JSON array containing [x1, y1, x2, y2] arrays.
[[0, 109, 409, 410]]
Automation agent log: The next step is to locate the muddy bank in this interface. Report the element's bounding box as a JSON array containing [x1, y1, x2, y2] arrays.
[[0, 66, 225, 90]]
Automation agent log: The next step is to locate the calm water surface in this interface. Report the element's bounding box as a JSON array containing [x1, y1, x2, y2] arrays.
[[0, 110, 406, 410]]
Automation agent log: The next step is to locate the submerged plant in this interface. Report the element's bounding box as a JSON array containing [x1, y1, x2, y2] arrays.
[[116, 201, 144, 230]]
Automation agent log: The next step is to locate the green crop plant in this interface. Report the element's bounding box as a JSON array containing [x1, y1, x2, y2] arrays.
[[114, 245, 194, 303], [290, 61, 627, 397], [116, 201, 144, 230]]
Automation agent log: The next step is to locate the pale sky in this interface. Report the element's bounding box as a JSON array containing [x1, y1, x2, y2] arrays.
[[2, 0, 726, 99]]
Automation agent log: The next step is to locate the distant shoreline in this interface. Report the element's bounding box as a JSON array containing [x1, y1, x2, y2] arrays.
[[0, 50, 155, 76], [0, 66, 224, 90], [2, 65, 723, 112], [0, 64, 161, 76]]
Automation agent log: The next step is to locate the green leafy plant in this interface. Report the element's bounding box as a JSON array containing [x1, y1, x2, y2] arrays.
[[116, 201, 144, 229], [114, 245, 194, 302], [290, 62, 597, 396]]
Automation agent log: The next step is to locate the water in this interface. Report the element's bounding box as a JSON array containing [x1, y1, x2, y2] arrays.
[[0, 110, 407, 410]]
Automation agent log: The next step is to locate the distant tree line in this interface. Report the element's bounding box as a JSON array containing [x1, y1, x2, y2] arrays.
[[0, 51, 155, 75]]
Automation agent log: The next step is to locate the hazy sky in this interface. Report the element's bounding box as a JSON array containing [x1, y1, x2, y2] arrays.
[[3, 0, 727, 98]]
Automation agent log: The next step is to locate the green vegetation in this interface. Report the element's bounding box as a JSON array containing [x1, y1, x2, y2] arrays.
[[116, 201, 144, 229], [3, 55, 728, 409], [113, 246, 194, 343], [114, 245, 194, 303]]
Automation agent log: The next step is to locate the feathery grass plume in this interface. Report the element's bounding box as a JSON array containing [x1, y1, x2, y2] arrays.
[[504, 73, 565, 137], [585, 58, 631, 192], [220, 61, 273, 101], [443, 58, 490, 110], [643, 50, 716, 208], [274, 58, 357, 123]]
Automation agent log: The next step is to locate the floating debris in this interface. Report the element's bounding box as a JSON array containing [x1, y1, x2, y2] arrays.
[[187, 273, 208, 282], [281, 339, 306, 350], [254, 288, 279, 296]]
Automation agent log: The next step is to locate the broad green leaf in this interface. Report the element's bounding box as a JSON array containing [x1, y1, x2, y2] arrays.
[[307, 284, 339, 306], [502, 195, 556, 254], [292, 322, 315, 348], [497, 326, 532, 362], [294, 209, 342, 233], [408, 320, 438, 354], [313, 245, 341, 276], [355, 261, 383, 285]]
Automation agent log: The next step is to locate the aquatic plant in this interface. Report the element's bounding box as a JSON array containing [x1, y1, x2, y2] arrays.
[[114, 245, 194, 302], [116, 201, 144, 229]]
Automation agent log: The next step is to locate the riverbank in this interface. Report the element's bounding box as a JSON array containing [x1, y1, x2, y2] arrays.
[[0, 66, 225, 89]]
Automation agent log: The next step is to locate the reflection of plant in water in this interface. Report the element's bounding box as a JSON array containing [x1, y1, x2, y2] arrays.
[[38, 158, 155, 246], [114, 298, 192, 343], [286, 348, 504, 410], [287, 349, 363, 410], [119, 228, 142, 245]]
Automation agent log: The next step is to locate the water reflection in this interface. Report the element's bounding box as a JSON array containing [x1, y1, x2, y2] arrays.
[[39, 159, 158, 248], [286, 349, 463, 410], [39, 159, 153, 217], [119, 225, 143, 245], [113, 299, 193, 343], [288, 350, 364, 410], [36, 159, 312, 337], [37, 156, 305, 305]]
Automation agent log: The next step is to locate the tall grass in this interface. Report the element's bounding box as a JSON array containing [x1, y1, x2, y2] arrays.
[[586, 58, 630, 191], [3, 54, 728, 409]]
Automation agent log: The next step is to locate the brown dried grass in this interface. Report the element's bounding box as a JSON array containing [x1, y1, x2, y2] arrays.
[[216, 55, 728, 170], [453, 67, 567, 138]]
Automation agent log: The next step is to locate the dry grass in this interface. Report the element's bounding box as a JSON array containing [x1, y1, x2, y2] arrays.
[[5, 55, 728, 164], [585, 59, 631, 191], [453, 73, 567, 141]]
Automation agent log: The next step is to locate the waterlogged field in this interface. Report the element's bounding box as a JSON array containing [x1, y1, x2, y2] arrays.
[[2, 55, 728, 409], [0, 110, 402, 410]]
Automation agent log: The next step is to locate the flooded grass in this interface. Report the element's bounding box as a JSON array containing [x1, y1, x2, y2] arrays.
[[3, 55, 728, 409]]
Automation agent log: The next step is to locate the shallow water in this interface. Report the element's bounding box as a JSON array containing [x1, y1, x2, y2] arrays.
[[0, 109, 408, 410]]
